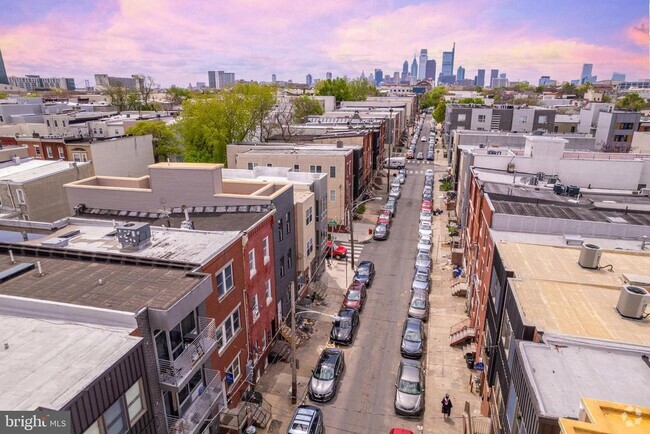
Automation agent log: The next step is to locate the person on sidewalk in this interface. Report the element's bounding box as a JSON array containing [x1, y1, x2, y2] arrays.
[[441, 394, 453, 418]]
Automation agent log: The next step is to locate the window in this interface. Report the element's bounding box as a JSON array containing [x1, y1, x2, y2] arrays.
[[477, 114, 486, 122], [266, 163, 273, 167], [104, 399, 127, 434], [501, 311, 515, 368], [293, 164, 300, 172], [329, 166, 336, 178], [538, 115, 547, 124], [506, 383, 518, 429], [248, 249, 256, 277], [227, 354, 241, 386], [63, 120, 66, 127], [265, 280, 272, 305], [34, 146, 41, 157], [54, 120, 58, 128], [519, 116, 528, 123], [614, 134, 629, 142], [457, 114, 466, 122], [82, 421, 100, 434], [305, 206, 313, 225], [287, 248, 293, 270], [307, 238, 314, 256], [277, 218, 284, 241], [330, 189, 336, 202], [57, 146, 64, 157], [125, 379, 146, 424], [46, 146, 53, 158], [16, 189, 26, 205], [285, 212, 291, 234], [251, 294, 260, 322], [216, 306, 242, 352], [216, 263, 234, 298], [619, 122, 634, 130], [247, 163, 254, 170], [46, 120, 51, 127], [263, 236, 270, 263], [279, 256, 285, 277], [309, 165, 322, 173]]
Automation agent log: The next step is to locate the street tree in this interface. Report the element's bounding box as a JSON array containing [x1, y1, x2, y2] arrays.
[[293, 95, 323, 122], [166, 86, 192, 106], [315, 78, 352, 103], [348, 78, 379, 100], [616, 93, 646, 112], [457, 97, 484, 104], [433, 100, 447, 123], [134, 75, 157, 109], [419, 86, 447, 109], [126, 120, 182, 162]]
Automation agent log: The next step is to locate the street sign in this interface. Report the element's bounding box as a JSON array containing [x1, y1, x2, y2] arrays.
[[328, 220, 338, 227], [474, 362, 485, 371]]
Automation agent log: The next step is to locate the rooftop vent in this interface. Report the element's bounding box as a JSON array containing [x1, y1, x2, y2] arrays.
[[116, 222, 151, 250], [578, 243, 602, 269], [616, 285, 650, 320]]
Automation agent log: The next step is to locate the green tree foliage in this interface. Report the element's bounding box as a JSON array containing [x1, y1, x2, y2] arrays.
[[292, 95, 324, 122], [126, 120, 181, 162], [0, 92, 8, 99], [104, 84, 129, 111], [615, 93, 646, 112], [419, 86, 447, 109], [166, 86, 192, 106], [433, 101, 447, 123], [534, 85, 545, 93], [315, 78, 378, 103], [457, 97, 485, 104], [176, 82, 276, 164]]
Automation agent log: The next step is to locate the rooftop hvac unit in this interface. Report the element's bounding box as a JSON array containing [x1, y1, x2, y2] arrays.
[[616, 285, 650, 320], [578, 243, 602, 269], [116, 222, 151, 250], [506, 163, 515, 173]]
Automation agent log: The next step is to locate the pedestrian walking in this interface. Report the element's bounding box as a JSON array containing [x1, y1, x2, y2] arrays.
[[441, 394, 453, 418]]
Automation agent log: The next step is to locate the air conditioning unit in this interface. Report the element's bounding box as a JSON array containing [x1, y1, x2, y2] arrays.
[[578, 243, 602, 269], [116, 222, 151, 250], [616, 285, 650, 320]]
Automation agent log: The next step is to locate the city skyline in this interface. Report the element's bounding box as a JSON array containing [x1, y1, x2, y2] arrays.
[[0, 0, 648, 87]]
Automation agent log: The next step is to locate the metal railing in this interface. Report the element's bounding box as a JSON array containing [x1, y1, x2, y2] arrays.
[[166, 369, 225, 434], [450, 318, 471, 336], [158, 317, 218, 387]]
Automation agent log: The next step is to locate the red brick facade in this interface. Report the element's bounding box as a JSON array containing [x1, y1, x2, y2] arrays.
[[15, 137, 68, 160]]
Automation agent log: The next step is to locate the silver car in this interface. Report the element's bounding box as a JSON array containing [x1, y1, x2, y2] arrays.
[[389, 186, 401, 200], [419, 210, 432, 223], [418, 222, 432, 238], [408, 289, 429, 321], [394, 359, 425, 416], [308, 348, 345, 402], [415, 253, 431, 270], [411, 267, 430, 292], [417, 235, 432, 251]]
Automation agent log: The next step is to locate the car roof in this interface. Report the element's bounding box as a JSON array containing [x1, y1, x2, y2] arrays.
[[399, 360, 422, 382], [359, 261, 373, 267], [320, 350, 340, 365], [414, 266, 429, 275], [290, 405, 321, 431], [411, 289, 427, 300], [390, 429, 414, 434], [404, 318, 422, 331]]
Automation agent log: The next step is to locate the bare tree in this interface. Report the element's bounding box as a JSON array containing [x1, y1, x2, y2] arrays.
[[135, 75, 157, 109]]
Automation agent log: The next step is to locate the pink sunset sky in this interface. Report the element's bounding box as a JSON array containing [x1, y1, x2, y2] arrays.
[[0, 0, 648, 87]]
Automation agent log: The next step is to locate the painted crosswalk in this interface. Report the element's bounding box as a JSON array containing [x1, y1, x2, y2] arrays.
[[405, 160, 434, 165], [332, 240, 364, 264]]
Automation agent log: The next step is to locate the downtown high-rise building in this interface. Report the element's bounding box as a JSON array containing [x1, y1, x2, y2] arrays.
[[271, 74, 277, 83], [410, 57, 418, 79], [425, 60, 436, 81], [306, 74, 313, 87], [475, 69, 486, 87], [402, 60, 409, 82], [580, 63, 596, 84], [418, 49, 428, 79], [611, 72, 626, 82], [456, 66, 465, 82], [0, 49, 8, 85], [439, 43, 456, 84], [208, 71, 216, 88], [489, 69, 499, 87], [374, 68, 383, 86]]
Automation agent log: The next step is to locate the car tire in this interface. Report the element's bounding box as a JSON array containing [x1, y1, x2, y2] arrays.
[[334, 254, 342, 260]]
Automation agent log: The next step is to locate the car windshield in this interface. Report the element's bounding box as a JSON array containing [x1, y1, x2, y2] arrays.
[[398, 378, 422, 395], [336, 319, 352, 329], [417, 254, 429, 261], [420, 223, 431, 230], [347, 291, 361, 301], [404, 329, 421, 342], [357, 268, 369, 276], [330, 242, 339, 250], [411, 298, 426, 309], [419, 237, 431, 245], [414, 273, 428, 282], [313, 364, 335, 381]]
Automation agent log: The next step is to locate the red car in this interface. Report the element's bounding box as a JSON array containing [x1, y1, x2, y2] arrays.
[[421, 200, 433, 211], [390, 430, 414, 434], [377, 211, 391, 227], [326, 240, 348, 260], [342, 282, 367, 312]]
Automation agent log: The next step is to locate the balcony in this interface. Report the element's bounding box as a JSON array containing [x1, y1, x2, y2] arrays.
[[159, 317, 218, 388], [167, 369, 226, 434]]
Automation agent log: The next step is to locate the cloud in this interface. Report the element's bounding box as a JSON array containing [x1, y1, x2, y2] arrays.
[[626, 17, 649, 46]]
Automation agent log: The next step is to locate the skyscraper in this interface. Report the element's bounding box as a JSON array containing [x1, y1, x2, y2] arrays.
[[425, 60, 436, 81], [0, 49, 8, 85], [402, 60, 409, 74], [272, 74, 277, 83], [418, 49, 428, 79], [580, 64, 593, 84], [374, 69, 383, 86], [475, 69, 485, 87], [208, 71, 216, 89], [489, 69, 499, 87], [306, 74, 313, 87], [410, 57, 418, 78], [456, 66, 465, 82], [611, 72, 626, 82], [326, 72, 332, 80], [439, 43, 456, 84]]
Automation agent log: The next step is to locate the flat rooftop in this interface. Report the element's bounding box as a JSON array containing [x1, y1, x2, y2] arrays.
[[0, 159, 91, 183], [519, 336, 650, 420], [490, 229, 650, 252], [21, 219, 241, 266], [0, 314, 140, 411], [0, 251, 204, 312], [498, 242, 650, 345], [241, 148, 351, 156]]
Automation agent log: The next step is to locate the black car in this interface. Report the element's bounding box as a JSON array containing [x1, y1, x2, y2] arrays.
[[286, 405, 324, 434], [373, 223, 389, 240], [426, 152, 434, 161], [400, 318, 425, 359], [330, 308, 360, 345], [308, 348, 345, 402], [353, 261, 375, 287]]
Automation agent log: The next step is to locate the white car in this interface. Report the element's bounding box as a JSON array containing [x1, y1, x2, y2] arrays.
[[419, 210, 432, 223], [389, 187, 401, 200], [418, 221, 433, 238], [425, 169, 434, 177], [417, 235, 433, 251]]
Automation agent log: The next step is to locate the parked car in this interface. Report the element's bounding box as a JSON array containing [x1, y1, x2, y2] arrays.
[[411, 267, 431, 292], [423, 186, 432, 196], [401, 318, 425, 359], [384, 200, 397, 216], [394, 359, 425, 416], [424, 177, 433, 188], [417, 235, 433, 252], [373, 223, 389, 240], [330, 308, 360, 345], [399, 168, 407, 178], [420, 200, 432, 212], [426, 152, 434, 161], [343, 283, 367, 311], [416, 152, 424, 160], [419, 210, 432, 224], [414, 252, 431, 269], [422, 193, 433, 202], [391, 178, 401, 188], [418, 221, 433, 238], [389, 187, 401, 200], [408, 289, 429, 321], [326, 240, 347, 260], [308, 348, 345, 402], [377, 212, 391, 228], [425, 169, 434, 177], [406, 149, 415, 159], [390, 429, 414, 434], [287, 405, 324, 434], [396, 173, 406, 184], [353, 261, 375, 287]]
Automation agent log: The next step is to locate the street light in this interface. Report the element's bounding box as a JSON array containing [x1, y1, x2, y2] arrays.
[[386, 108, 394, 193], [290, 303, 343, 404], [348, 196, 382, 270]]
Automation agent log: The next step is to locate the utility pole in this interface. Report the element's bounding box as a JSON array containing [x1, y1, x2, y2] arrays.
[[290, 284, 297, 404], [386, 108, 394, 193], [349, 206, 355, 269]]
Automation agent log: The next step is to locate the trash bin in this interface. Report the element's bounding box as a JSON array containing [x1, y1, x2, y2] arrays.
[[465, 352, 475, 370], [245, 426, 257, 434]]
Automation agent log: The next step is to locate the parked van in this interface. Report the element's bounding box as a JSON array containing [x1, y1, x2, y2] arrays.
[[383, 157, 405, 169]]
